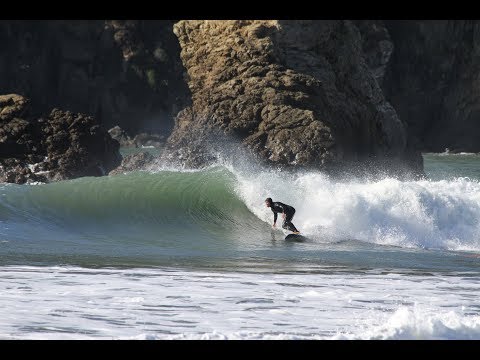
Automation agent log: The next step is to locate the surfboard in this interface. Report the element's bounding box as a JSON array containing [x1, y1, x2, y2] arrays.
[[284, 233, 307, 242]]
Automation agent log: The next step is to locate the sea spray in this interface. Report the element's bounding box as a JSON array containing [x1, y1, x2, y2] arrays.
[[228, 160, 480, 251]]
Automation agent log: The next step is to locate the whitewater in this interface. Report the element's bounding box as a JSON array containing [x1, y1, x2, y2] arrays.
[[0, 152, 479, 339]]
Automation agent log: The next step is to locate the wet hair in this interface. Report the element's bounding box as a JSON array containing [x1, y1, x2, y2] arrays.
[[265, 197, 272, 204]]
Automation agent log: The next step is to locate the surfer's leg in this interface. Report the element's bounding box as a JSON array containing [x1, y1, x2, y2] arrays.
[[284, 212, 299, 233], [283, 221, 298, 232], [287, 221, 299, 232], [282, 211, 292, 230]]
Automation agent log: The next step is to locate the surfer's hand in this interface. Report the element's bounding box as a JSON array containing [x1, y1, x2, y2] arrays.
[[272, 223, 276, 228]]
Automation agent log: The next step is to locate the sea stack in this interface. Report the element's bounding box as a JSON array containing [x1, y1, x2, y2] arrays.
[[167, 20, 423, 177]]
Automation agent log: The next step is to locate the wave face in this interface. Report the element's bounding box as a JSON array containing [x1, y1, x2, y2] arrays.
[[0, 167, 271, 266], [1, 159, 480, 268]]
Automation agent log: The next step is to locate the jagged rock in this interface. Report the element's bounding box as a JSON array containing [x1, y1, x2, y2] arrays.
[[40, 108, 122, 180], [0, 94, 30, 122], [0, 159, 47, 184], [167, 20, 422, 177], [108, 125, 135, 147], [0, 94, 122, 184], [0, 94, 42, 160], [109, 151, 155, 175], [108, 126, 165, 148]]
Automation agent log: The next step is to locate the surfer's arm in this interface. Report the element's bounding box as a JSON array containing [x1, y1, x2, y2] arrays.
[[273, 212, 277, 225], [276, 203, 286, 218]]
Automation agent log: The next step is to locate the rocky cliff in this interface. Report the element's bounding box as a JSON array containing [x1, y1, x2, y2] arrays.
[[167, 20, 422, 176], [6, 20, 480, 180], [383, 20, 480, 153], [0, 20, 189, 137]]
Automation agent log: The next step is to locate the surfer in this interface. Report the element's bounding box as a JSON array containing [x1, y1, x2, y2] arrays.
[[265, 197, 300, 234]]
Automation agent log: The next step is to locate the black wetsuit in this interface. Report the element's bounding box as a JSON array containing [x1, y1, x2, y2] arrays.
[[270, 202, 299, 233]]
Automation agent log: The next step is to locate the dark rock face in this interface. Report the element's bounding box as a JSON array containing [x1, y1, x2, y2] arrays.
[[0, 20, 189, 137], [0, 94, 121, 184], [383, 20, 480, 152], [168, 20, 423, 176], [355, 20, 393, 87]]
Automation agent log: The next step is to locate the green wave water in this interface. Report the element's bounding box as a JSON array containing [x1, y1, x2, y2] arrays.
[[0, 167, 272, 267], [2, 157, 480, 272]]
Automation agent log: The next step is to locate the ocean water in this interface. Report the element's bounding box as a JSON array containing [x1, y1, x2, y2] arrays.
[[1, 151, 480, 339]]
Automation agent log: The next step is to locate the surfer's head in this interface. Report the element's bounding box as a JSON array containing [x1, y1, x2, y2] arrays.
[[265, 198, 272, 207]]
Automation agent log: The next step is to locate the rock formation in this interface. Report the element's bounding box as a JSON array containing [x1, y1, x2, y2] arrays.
[[383, 20, 480, 153], [0, 20, 189, 137], [167, 20, 422, 176], [108, 152, 156, 175], [355, 20, 394, 87], [0, 94, 121, 184], [4, 20, 480, 178]]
